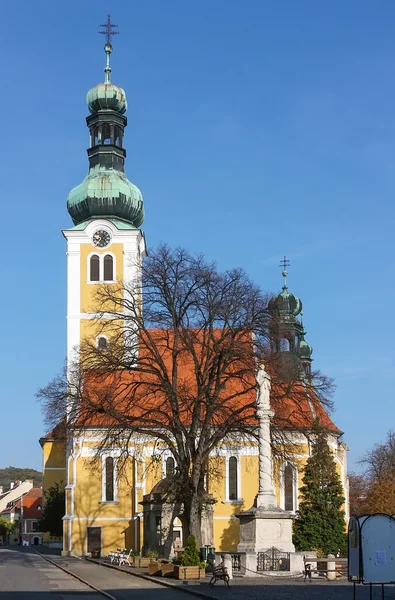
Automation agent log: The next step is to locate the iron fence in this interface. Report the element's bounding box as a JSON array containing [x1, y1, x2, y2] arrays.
[[257, 547, 290, 571]]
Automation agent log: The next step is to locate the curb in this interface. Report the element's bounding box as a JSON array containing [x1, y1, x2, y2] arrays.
[[33, 549, 117, 600], [86, 557, 218, 600]]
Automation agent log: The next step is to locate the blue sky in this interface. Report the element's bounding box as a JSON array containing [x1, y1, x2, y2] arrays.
[[1, 1, 394, 473]]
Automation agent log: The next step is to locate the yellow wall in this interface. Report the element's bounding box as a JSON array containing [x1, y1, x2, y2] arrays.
[[42, 440, 66, 493], [80, 243, 124, 314], [48, 433, 346, 555]]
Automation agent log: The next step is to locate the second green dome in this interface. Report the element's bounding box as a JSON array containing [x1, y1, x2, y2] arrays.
[[67, 165, 144, 227]]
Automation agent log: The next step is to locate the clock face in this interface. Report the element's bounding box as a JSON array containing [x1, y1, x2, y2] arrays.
[[92, 230, 111, 248]]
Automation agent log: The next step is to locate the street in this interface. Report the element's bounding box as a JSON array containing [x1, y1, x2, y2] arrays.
[[0, 547, 193, 599], [0, 547, 103, 599]]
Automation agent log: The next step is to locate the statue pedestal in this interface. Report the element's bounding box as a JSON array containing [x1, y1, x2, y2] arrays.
[[237, 503, 295, 554]]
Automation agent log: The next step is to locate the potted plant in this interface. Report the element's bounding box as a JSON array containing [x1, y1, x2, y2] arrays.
[[174, 535, 205, 580]]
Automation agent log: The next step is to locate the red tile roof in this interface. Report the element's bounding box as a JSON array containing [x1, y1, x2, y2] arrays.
[[72, 329, 339, 435], [22, 488, 43, 519]]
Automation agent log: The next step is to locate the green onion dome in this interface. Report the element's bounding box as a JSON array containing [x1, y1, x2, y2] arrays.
[[86, 82, 127, 114], [299, 334, 313, 359], [67, 165, 144, 227], [269, 270, 302, 318]]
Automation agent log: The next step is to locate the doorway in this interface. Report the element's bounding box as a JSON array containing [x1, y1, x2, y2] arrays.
[[87, 527, 102, 557]]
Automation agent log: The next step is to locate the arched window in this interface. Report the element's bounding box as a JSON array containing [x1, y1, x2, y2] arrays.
[[97, 337, 108, 351], [228, 456, 238, 500], [103, 255, 114, 281], [105, 457, 114, 502], [284, 463, 296, 511], [279, 337, 290, 352], [166, 457, 175, 477], [90, 255, 100, 282]]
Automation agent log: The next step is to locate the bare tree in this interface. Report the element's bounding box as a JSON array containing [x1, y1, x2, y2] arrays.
[[37, 245, 335, 546]]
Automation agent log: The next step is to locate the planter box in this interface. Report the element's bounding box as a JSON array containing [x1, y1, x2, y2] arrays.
[[160, 564, 175, 577], [148, 562, 161, 575], [174, 565, 203, 580], [135, 557, 152, 568]]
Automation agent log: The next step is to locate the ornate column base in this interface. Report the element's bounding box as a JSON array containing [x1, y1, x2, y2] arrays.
[[236, 502, 295, 554]]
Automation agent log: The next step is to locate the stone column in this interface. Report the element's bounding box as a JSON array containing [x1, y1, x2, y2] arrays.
[[256, 365, 277, 509]]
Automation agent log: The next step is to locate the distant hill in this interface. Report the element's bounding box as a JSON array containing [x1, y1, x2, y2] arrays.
[[0, 467, 42, 492]]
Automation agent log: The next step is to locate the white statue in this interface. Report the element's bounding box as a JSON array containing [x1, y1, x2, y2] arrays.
[[256, 363, 271, 409]]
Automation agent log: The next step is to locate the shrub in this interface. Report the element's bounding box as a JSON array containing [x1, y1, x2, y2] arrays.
[[181, 535, 201, 567]]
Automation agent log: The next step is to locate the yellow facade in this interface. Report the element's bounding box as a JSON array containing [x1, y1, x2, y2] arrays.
[[41, 430, 347, 555], [41, 439, 66, 491], [80, 243, 124, 314]]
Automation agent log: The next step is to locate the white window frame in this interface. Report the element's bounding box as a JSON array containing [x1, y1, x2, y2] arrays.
[[224, 454, 242, 504], [87, 252, 116, 284], [101, 455, 118, 503], [279, 461, 298, 513], [162, 450, 177, 478], [96, 335, 109, 351]]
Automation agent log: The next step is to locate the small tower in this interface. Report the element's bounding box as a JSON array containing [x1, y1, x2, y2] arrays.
[[269, 257, 313, 380], [63, 20, 146, 364], [298, 314, 313, 380]]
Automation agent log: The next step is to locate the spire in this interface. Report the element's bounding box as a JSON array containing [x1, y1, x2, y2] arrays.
[[99, 15, 119, 84], [104, 43, 112, 84], [280, 256, 290, 291], [66, 16, 144, 229]]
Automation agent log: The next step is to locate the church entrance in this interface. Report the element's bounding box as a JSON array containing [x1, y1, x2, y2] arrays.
[[171, 516, 183, 557]]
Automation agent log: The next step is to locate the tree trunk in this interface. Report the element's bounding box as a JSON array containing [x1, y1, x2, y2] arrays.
[[181, 493, 202, 548]]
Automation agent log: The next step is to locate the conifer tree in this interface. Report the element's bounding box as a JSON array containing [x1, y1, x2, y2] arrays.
[[181, 535, 201, 566], [38, 483, 65, 537], [293, 425, 347, 555]]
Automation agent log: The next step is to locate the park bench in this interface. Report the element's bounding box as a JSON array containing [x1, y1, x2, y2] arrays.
[[304, 557, 348, 582], [210, 564, 230, 587]]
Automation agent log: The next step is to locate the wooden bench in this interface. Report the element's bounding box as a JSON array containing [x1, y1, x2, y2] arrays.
[[304, 557, 348, 582], [210, 564, 230, 587]]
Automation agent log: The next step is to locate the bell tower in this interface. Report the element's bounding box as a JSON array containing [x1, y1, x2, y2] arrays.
[[63, 20, 146, 365], [268, 258, 313, 381]]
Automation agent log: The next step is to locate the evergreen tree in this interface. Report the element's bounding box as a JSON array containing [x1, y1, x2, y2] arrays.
[[181, 535, 201, 566], [38, 483, 65, 537], [293, 425, 347, 555]]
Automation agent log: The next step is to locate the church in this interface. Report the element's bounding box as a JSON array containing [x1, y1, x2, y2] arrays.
[[40, 26, 349, 558]]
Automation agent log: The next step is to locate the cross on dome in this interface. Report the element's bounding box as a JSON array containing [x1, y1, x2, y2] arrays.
[[279, 255, 290, 288], [99, 14, 119, 45]]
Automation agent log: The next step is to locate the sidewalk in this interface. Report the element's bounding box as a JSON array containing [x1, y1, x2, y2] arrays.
[[87, 558, 382, 600]]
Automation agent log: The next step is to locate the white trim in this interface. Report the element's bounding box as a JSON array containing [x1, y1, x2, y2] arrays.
[[70, 517, 131, 521], [81, 446, 125, 458], [43, 467, 66, 471], [161, 451, 176, 478], [215, 446, 259, 457], [96, 334, 109, 351], [66, 243, 81, 380], [213, 516, 238, 520]]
